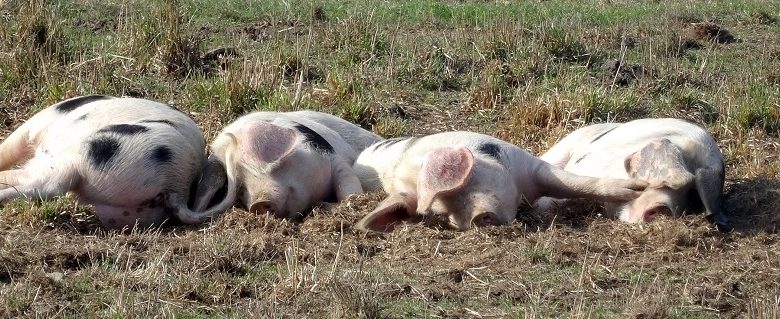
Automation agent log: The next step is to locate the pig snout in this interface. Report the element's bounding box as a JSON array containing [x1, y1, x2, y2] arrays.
[[471, 212, 500, 228], [642, 203, 673, 222], [250, 200, 284, 218]]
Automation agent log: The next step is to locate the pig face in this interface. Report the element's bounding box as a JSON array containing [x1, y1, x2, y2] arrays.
[[231, 121, 333, 219], [610, 138, 697, 222], [357, 147, 518, 231]]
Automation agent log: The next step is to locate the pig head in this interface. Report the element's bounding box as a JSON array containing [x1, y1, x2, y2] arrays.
[[193, 111, 381, 219], [539, 118, 729, 230], [354, 132, 648, 232], [0, 95, 238, 228]]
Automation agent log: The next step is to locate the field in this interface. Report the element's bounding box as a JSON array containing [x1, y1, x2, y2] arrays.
[[2, 0, 780, 317]]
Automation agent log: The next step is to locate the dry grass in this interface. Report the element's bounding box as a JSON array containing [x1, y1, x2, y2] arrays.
[[1, 0, 780, 317]]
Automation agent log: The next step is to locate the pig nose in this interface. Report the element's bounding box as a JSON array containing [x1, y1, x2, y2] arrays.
[[472, 212, 499, 227], [643, 204, 672, 222], [250, 201, 283, 218]]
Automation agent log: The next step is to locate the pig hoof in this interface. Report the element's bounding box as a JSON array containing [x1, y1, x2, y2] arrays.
[[708, 215, 733, 233]]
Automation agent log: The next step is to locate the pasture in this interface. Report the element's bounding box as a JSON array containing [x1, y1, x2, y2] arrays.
[[1, 0, 779, 317]]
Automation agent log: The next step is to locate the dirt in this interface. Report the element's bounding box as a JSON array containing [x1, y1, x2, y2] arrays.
[[238, 20, 307, 42], [601, 59, 645, 86], [72, 18, 114, 32], [724, 177, 780, 233], [689, 21, 738, 44]]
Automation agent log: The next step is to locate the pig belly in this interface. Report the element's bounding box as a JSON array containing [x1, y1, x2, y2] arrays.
[[91, 203, 170, 228]]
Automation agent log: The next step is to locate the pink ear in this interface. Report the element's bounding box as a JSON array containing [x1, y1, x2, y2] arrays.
[[355, 194, 418, 232], [238, 121, 298, 163], [417, 147, 474, 212], [623, 152, 641, 177]]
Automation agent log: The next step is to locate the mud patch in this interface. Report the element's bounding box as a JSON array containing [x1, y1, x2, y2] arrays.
[[724, 177, 780, 233], [0, 257, 25, 284], [601, 59, 645, 86], [200, 47, 239, 73], [521, 198, 606, 230], [43, 250, 106, 271], [72, 18, 114, 32], [238, 20, 306, 42], [687, 21, 738, 44]]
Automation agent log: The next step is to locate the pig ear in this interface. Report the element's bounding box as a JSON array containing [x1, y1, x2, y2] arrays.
[[624, 148, 694, 190], [417, 147, 474, 212], [240, 121, 298, 163], [355, 194, 418, 232], [623, 152, 641, 177], [695, 166, 731, 231]]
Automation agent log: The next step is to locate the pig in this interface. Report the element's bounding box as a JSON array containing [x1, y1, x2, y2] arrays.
[[352, 131, 649, 231], [538, 118, 729, 229], [0, 95, 238, 228], [192, 111, 383, 219]]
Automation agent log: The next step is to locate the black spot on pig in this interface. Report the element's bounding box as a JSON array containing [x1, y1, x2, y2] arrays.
[[75, 114, 88, 121], [56, 95, 112, 113], [88, 136, 121, 170], [140, 119, 177, 127], [292, 123, 334, 153], [589, 127, 618, 143], [374, 137, 410, 150], [98, 124, 149, 135], [151, 146, 173, 164], [574, 153, 590, 164], [477, 142, 501, 160]]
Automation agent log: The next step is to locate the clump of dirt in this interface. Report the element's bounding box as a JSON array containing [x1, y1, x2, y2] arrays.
[[601, 59, 645, 86], [72, 18, 114, 32], [687, 21, 737, 44], [200, 47, 239, 73], [311, 6, 326, 22], [302, 195, 378, 234], [241, 22, 271, 42], [239, 20, 306, 41], [724, 177, 780, 233]]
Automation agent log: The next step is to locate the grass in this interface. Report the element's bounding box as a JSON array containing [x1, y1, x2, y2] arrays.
[[1, 0, 780, 317]]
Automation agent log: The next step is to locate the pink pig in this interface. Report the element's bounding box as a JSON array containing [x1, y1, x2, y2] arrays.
[[538, 118, 729, 230], [0, 95, 236, 228], [192, 111, 382, 219], [353, 131, 649, 231]]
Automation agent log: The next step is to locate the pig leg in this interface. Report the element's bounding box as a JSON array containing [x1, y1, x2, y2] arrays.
[[191, 156, 228, 211], [534, 164, 647, 202], [0, 169, 29, 190], [331, 158, 363, 200], [0, 172, 77, 203], [695, 166, 730, 231], [355, 193, 420, 232], [0, 128, 35, 171]]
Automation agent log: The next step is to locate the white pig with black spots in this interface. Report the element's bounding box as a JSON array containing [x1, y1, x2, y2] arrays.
[[0, 95, 235, 228]]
